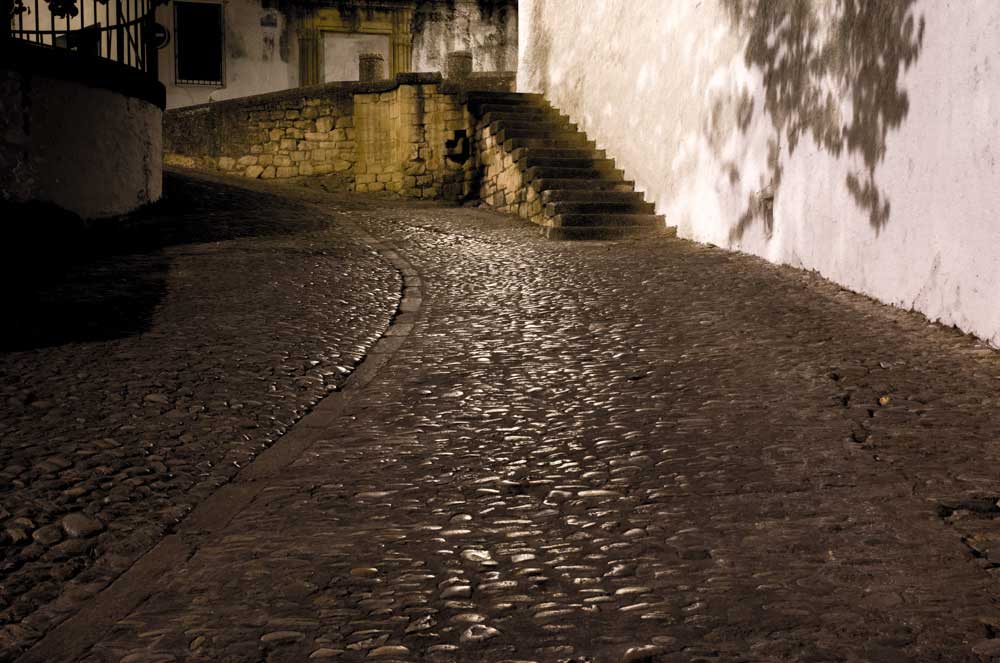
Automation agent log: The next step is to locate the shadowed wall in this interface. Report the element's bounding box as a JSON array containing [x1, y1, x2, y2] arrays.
[[518, 0, 1000, 347]]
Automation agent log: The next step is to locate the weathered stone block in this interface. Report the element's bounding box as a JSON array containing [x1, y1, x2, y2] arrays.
[[280, 139, 296, 151], [276, 166, 298, 178], [291, 151, 309, 162], [274, 155, 292, 167], [316, 117, 335, 133], [245, 165, 264, 178], [261, 166, 276, 179], [237, 155, 258, 166], [404, 161, 426, 176], [299, 163, 315, 176], [218, 156, 236, 170], [301, 107, 318, 119], [286, 110, 300, 119], [334, 160, 352, 172]]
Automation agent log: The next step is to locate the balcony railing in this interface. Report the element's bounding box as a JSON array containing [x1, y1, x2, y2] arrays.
[[6, 0, 160, 75]]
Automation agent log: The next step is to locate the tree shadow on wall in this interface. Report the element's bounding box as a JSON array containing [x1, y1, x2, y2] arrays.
[[723, 0, 925, 241]]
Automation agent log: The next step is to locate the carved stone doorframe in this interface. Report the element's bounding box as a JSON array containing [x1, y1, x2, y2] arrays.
[[298, 3, 414, 86]]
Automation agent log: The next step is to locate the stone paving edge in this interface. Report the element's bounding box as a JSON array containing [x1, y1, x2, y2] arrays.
[[14, 209, 423, 663]]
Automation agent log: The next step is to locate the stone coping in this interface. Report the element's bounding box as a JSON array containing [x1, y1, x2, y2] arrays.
[[2, 39, 165, 109], [168, 73, 446, 116], [166, 70, 517, 116]]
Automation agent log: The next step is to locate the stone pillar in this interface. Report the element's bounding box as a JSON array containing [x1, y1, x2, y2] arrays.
[[390, 7, 414, 76], [358, 52, 385, 82], [446, 51, 473, 80]]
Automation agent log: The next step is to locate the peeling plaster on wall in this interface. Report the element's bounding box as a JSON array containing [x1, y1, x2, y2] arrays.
[[158, 0, 300, 109], [519, 0, 1000, 348], [412, 1, 517, 74]]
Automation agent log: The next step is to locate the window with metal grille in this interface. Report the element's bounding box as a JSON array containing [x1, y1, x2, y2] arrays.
[[174, 2, 224, 86]]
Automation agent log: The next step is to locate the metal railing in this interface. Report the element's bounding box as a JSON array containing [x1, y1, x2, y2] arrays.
[[6, 0, 160, 75]]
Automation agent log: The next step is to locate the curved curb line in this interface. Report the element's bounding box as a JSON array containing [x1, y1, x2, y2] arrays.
[[17, 202, 422, 663]]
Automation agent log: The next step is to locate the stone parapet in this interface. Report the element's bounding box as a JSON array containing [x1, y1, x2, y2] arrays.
[[163, 73, 476, 201]]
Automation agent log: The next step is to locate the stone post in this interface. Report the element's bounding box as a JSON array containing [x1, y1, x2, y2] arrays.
[[358, 52, 385, 82], [446, 51, 473, 80]]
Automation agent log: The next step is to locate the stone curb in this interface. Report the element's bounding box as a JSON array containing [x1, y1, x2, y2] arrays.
[[16, 197, 422, 663]]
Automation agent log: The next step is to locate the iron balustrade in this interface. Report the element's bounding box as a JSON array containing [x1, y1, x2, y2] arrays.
[[6, 0, 161, 75]]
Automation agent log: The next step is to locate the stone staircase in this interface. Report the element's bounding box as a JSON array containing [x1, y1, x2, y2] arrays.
[[467, 91, 667, 240]]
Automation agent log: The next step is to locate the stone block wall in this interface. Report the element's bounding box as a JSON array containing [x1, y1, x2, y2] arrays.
[[164, 84, 357, 187], [472, 119, 543, 223], [353, 83, 472, 198], [164, 74, 485, 201]]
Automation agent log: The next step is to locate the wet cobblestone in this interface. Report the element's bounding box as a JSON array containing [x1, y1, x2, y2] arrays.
[[0, 174, 400, 660], [15, 174, 1000, 662]]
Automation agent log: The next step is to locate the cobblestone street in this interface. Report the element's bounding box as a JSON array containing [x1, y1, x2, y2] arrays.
[[8, 171, 1000, 662]]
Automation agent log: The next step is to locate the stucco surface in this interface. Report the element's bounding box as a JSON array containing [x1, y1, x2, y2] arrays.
[[157, 0, 516, 110], [411, 0, 517, 74], [518, 0, 1000, 347], [157, 1, 299, 109], [1, 72, 161, 218], [324, 33, 391, 82]]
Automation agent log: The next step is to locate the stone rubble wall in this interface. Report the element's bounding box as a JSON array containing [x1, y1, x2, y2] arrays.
[[164, 74, 489, 201], [472, 119, 543, 222]]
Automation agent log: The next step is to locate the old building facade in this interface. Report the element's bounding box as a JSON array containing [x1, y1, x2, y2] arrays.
[[156, 0, 516, 109]]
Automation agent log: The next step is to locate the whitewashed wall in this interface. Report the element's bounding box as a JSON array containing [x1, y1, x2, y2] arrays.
[[519, 0, 1000, 347], [412, 1, 518, 74], [157, 0, 298, 109]]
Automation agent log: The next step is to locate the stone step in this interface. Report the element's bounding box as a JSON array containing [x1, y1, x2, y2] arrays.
[[541, 189, 647, 204], [531, 178, 635, 192], [545, 213, 664, 228], [504, 136, 596, 151], [466, 91, 545, 103], [519, 156, 617, 173], [492, 119, 578, 135], [544, 200, 656, 217], [477, 103, 558, 118], [510, 147, 606, 162], [543, 224, 676, 240], [482, 110, 564, 126], [497, 127, 586, 144], [542, 226, 654, 241], [524, 165, 625, 182]]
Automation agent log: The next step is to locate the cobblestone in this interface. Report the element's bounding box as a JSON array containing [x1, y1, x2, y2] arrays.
[[0, 174, 400, 659], [12, 173, 1000, 662]]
